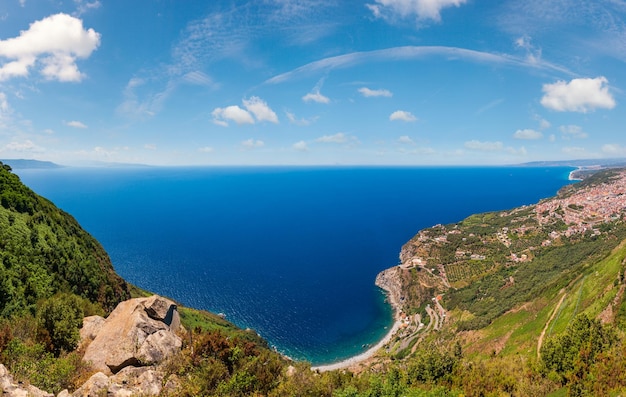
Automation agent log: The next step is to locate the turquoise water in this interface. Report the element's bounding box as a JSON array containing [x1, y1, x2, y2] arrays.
[[16, 166, 574, 364]]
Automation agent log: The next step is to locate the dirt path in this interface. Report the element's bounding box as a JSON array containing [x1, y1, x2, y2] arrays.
[[537, 292, 567, 360]]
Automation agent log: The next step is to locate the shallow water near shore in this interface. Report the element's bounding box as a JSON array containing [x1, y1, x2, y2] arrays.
[[17, 166, 574, 365]]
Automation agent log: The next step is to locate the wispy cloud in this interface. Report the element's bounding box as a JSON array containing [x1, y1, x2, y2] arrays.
[[241, 138, 265, 149], [602, 144, 626, 156], [65, 120, 88, 129], [73, 0, 101, 17], [559, 125, 588, 139], [315, 132, 349, 143], [117, 78, 176, 119], [499, 1, 626, 62], [464, 140, 503, 151], [513, 129, 542, 140], [292, 140, 309, 151], [266, 46, 572, 84], [367, 0, 468, 22], [303, 79, 330, 104], [302, 90, 330, 104], [358, 87, 393, 97], [475, 98, 504, 115], [2, 139, 45, 153], [285, 111, 317, 126], [397, 135, 415, 144]]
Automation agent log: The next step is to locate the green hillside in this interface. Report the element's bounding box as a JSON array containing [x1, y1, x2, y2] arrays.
[[0, 162, 129, 315]]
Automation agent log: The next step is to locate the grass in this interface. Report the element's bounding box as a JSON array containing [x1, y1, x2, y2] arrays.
[[463, 239, 626, 360]]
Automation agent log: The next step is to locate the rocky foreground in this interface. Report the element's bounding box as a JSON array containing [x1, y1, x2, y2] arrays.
[[1, 295, 183, 397]]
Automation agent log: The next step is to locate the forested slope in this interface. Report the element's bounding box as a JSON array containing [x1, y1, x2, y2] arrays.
[[0, 162, 129, 316]]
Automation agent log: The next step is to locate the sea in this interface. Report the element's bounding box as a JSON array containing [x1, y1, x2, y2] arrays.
[[15, 166, 575, 365]]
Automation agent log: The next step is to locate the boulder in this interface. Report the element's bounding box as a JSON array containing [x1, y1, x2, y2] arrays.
[[71, 372, 109, 397], [79, 315, 105, 348], [109, 367, 164, 396], [81, 295, 182, 375]]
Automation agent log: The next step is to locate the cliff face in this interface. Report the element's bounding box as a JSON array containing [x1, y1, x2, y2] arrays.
[[376, 239, 450, 316], [375, 267, 405, 312]]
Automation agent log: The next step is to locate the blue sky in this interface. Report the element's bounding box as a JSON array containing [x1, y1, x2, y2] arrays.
[[0, 0, 624, 166]]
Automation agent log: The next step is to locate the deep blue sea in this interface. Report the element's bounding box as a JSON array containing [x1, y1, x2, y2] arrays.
[[16, 166, 574, 364]]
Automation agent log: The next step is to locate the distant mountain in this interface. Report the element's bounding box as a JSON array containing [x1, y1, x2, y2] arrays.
[[0, 159, 63, 169], [519, 158, 626, 168]]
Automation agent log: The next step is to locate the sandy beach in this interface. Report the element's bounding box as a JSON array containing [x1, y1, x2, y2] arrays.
[[311, 318, 401, 372], [312, 269, 403, 372]]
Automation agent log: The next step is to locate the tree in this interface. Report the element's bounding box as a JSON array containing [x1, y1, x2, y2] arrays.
[[37, 293, 84, 355]]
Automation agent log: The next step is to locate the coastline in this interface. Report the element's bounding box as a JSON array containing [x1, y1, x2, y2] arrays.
[[568, 167, 583, 181], [311, 318, 401, 372], [312, 268, 402, 372]]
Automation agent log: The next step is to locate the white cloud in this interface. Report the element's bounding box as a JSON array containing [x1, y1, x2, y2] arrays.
[[144, 144, 157, 150], [513, 129, 542, 140], [241, 138, 264, 149], [212, 105, 254, 126], [43, 129, 54, 134], [0, 13, 100, 82], [315, 132, 348, 143], [538, 118, 551, 130], [292, 140, 309, 151], [198, 146, 214, 153], [389, 110, 417, 122], [367, 0, 468, 22], [65, 120, 87, 128], [464, 140, 504, 151], [397, 135, 415, 144], [212, 97, 277, 126], [358, 87, 393, 97], [541, 77, 616, 113], [602, 144, 626, 156], [243, 96, 279, 123], [302, 89, 330, 104], [3, 139, 44, 153], [559, 125, 588, 139], [549, 134, 556, 142]]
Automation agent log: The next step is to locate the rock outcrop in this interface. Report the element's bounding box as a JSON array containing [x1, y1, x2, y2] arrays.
[[68, 366, 178, 397], [81, 295, 182, 375], [375, 267, 405, 312]]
